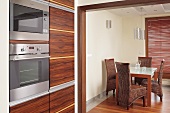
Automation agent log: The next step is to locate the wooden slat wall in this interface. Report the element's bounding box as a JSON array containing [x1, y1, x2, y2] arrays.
[[50, 86, 74, 113], [146, 17, 170, 78], [10, 94, 49, 113]]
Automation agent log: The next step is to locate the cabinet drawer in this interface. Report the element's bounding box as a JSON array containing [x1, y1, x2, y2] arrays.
[[50, 58, 74, 87], [10, 94, 49, 113], [50, 30, 74, 57], [50, 7, 74, 31], [50, 86, 74, 113], [49, 0, 74, 9]]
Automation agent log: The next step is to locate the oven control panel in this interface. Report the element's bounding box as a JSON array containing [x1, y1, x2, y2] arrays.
[[10, 44, 49, 55]]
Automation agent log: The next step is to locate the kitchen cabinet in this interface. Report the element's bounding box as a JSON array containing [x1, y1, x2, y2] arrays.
[[50, 58, 74, 87], [49, 0, 74, 9], [50, 85, 74, 113], [50, 30, 74, 57], [49, 6, 74, 87], [50, 7, 74, 31], [10, 94, 49, 113]]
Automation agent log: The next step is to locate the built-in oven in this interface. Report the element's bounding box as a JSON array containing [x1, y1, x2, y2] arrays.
[[10, 0, 49, 40], [10, 44, 49, 102]]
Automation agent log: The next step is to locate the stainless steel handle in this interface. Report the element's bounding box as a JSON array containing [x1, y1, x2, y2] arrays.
[[13, 56, 50, 61]]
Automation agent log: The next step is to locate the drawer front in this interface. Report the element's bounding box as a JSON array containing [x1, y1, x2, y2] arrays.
[[10, 94, 49, 113], [50, 7, 74, 31], [49, 0, 74, 9], [50, 86, 74, 113], [50, 30, 74, 57], [50, 58, 74, 87]]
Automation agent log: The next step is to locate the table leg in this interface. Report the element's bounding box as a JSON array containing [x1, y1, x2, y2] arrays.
[[116, 73, 118, 103], [147, 76, 151, 107]]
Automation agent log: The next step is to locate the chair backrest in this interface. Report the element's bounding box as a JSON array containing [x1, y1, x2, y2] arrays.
[[115, 62, 130, 104], [158, 59, 165, 85], [105, 58, 116, 80], [138, 57, 152, 67]]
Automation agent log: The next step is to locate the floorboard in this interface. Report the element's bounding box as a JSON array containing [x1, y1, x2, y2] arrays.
[[88, 85, 170, 113]]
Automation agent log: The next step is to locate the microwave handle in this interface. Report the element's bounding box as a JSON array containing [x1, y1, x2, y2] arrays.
[[12, 56, 50, 61]]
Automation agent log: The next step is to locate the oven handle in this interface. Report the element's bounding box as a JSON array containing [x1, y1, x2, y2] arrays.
[[12, 56, 51, 61]]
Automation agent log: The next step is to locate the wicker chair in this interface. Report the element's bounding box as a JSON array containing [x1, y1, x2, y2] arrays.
[[135, 57, 152, 85], [141, 59, 165, 102], [116, 62, 146, 110], [105, 58, 116, 96]]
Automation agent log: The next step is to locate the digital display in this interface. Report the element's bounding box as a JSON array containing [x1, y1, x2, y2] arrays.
[[29, 47, 34, 49]]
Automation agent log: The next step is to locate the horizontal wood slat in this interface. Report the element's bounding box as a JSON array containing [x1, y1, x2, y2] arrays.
[[147, 16, 170, 75], [50, 7, 74, 31], [50, 86, 74, 113], [50, 30, 74, 57], [49, 0, 74, 10], [50, 58, 74, 87], [10, 94, 49, 113]]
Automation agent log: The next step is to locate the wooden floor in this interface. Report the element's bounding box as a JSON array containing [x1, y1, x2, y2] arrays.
[[88, 85, 170, 113]]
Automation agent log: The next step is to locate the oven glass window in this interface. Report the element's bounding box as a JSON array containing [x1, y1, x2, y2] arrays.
[[13, 4, 43, 33], [19, 61, 41, 86]]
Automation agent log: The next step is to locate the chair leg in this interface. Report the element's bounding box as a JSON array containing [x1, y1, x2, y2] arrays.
[[113, 89, 115, 95], [127, 106, 129, 110], [106, 91, 108, 96], [143, 96, 145, 107], [160, 96, 162, 102]]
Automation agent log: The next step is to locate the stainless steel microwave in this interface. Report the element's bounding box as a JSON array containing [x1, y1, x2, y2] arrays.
[[10, 0, 49, 40]]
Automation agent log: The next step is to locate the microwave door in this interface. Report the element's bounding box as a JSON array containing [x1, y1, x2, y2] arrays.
[[13, 4, 43, 33]]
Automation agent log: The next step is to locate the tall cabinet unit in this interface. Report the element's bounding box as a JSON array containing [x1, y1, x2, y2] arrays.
[[49, 0, 75, 112]]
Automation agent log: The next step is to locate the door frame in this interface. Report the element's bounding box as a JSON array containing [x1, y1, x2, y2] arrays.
[[78, 0, 170, 112]]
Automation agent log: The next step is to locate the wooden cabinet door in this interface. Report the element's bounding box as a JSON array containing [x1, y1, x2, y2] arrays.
[[50, 86, 74, 113], [49, 6, 74, 87], [10, 94, 49, 113], [49, 0, 74, 9]]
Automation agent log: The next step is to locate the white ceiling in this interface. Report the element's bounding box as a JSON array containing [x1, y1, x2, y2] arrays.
[[108, 3, 170, 16]]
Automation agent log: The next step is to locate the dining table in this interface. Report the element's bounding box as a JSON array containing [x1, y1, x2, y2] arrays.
[[116, 67, 157, 107]]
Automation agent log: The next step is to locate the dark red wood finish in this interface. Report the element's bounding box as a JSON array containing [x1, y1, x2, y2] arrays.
[[50, 58, 74, 87], [10, 94, 49, 113], [50, 86, 74, 113], [49, 0, 74, 9], [50, 7, 74, 31], [50, 30, 74, 57]]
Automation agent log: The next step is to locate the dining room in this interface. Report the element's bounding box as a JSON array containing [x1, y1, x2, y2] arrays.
[[83, 1, 170, 112]]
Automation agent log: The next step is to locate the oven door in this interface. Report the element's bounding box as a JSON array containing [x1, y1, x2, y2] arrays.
[[10, 58, 49, 102]]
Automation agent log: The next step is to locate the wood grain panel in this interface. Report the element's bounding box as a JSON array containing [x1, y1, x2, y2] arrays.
[[50, 58, 74, 87], [50, 7, 74, 31], [58, 104, 74, 113], [146, 17, 170, 76], [10, 94, 49, 113], [50, 86, 74, 113], [49, 0, 74, 9], [50, 30, 74, 57], [10, 40, 49, 44]]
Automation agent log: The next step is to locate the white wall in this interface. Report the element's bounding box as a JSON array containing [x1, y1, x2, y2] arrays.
[[121, 16, 145, 65], [86, 10, 122, 101], [0, 0, 9, 113], [78, 0, 124, 6]]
